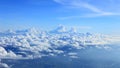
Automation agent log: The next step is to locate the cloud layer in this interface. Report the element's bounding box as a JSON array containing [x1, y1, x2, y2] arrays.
[[0, 25, 119, 59]]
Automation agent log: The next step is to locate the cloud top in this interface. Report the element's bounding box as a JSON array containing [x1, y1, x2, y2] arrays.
[[0, 26, 119, 59]]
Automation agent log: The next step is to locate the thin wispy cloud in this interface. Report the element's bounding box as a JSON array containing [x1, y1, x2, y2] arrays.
[[54, 0, 120, 19], [58, 12, 119, 20]]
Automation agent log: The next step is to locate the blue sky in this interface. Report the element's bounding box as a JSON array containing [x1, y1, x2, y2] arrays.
[[0, 0, 120, 35]]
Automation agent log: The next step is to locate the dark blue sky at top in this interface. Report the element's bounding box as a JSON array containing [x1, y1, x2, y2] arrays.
[[0, 0, 120, 35]]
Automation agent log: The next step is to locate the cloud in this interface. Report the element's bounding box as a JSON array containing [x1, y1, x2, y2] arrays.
[[0, 26, 119, 59], [68, 52, 78, 58], [0, 62, 10, 68], [54, 0, 103, 13], [58, 12, 119, 20], [54, 0, 120, 19]]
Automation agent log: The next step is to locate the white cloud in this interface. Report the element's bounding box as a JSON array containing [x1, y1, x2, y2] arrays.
[[0, 62, 10, 68], [69, 55, 78, 58], [68, 52, 78, 58], [54, 0, 103, 13], [54, 0, 120, 19], [58, 12, 118, 20], [0, 46, 21, 59], [68, 52, 77, 56], [0, 26, 119, 59]]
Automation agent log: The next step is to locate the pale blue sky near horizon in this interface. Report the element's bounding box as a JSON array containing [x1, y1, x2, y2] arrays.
[[0, 0, 120, 35]]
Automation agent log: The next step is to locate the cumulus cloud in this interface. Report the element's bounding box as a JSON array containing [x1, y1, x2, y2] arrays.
[[0, 62, 10, 68], [0, 26, 119, 59]]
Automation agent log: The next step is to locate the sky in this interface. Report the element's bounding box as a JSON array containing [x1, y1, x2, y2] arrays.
[[0, 0, 120, 35]]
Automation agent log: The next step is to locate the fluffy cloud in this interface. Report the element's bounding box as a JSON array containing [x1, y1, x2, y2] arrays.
[[0, 26, 119, 59], [0, 62, 10, 68]]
